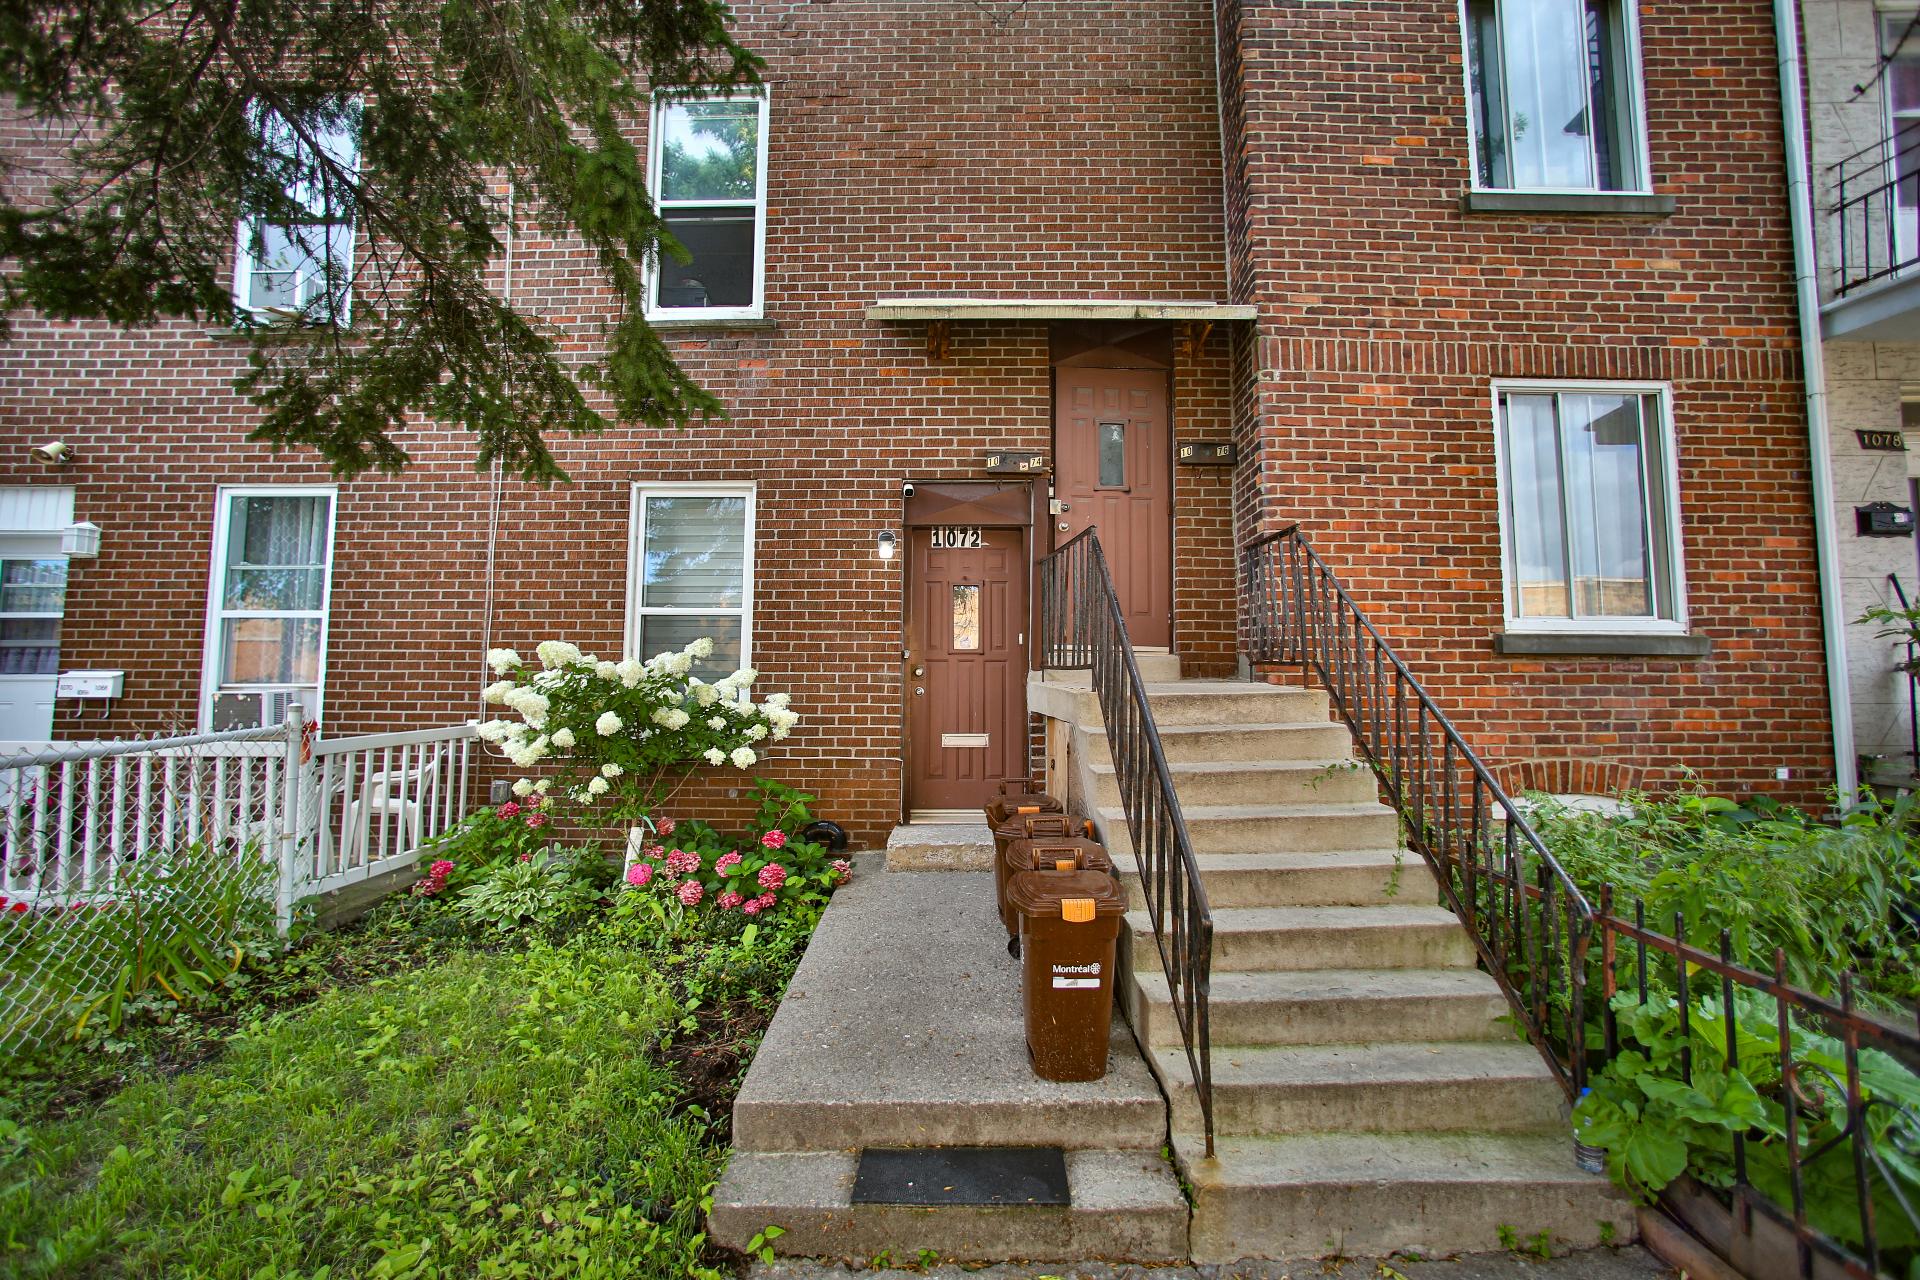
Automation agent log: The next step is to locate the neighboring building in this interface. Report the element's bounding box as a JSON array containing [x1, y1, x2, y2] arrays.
[[1805, 0, 1920, 788], [0, 0, 1841, 845]]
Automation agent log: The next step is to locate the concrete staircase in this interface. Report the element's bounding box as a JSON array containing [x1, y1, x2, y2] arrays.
[[1030, 662, 1633, 1263]]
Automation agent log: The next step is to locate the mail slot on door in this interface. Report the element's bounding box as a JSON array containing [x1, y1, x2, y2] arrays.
[[56, 670, 125, 699]]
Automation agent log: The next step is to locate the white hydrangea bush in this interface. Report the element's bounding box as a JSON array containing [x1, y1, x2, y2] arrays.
[[474, 637, 800, 824]]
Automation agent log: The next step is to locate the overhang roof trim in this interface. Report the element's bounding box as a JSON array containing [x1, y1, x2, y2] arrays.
[[864, 297, 1258, 322]]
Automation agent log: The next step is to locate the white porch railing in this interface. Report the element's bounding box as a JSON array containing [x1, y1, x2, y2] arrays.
[[0, 708, 478, 925]]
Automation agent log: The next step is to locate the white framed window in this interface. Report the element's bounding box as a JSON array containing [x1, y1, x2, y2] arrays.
[[232, 104, 360, 324], [1462, 0, 1650, 193], [0, 560, 66, 676], [644, 90, 770, 320], [625, 484, 755, 680], [202, 487, 338, 729], [1492, 382, 1685, 633]]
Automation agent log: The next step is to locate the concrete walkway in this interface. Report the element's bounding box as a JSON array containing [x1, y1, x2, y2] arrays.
[[752, 1246, 1674, 1280], [708, 863, 1190, 1261]]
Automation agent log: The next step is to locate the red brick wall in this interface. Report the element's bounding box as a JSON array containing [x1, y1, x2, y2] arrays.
[[0, 0, 1240, 846], [1218, 0, 1834, 800]]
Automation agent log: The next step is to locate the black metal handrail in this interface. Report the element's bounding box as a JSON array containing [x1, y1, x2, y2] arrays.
[[1038, 527, 1214, 1156], [1890, 574, 1918, 772], [1242, 525, 1597, 1096], [1832, 117, 1920, 295]]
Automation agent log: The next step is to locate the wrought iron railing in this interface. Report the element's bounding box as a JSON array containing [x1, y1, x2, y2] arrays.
[[1242, 525, 1596, 1095], [1889, 574, 1919, 774], [1038, 528, 1215, 1155], [1832, 117, 1920, 296], [1245, 524, 1920, 1278]]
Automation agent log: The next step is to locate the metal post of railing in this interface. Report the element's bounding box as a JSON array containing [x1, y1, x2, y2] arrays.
[[276, 703, 306, 933]]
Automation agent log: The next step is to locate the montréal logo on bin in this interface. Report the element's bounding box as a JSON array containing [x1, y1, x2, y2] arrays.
[[1051, 962, 1101, 990]]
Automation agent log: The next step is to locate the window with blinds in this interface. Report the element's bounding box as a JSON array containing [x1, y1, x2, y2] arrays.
[[630, 488, 754, 680]]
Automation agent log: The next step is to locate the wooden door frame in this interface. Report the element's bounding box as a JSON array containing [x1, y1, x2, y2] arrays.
[[1047, 357, 1177, 648], [898, 481, 1035, 823]]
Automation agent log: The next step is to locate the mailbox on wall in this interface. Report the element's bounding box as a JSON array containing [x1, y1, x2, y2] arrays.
[[1857, 502, 1916, 537]]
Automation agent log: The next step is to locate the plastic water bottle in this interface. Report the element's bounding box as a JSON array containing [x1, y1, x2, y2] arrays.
[[1573, 1088, 1607, 1174]]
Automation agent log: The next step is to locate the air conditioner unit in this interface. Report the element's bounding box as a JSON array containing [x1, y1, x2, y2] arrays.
[[210, 688, 313, 731]]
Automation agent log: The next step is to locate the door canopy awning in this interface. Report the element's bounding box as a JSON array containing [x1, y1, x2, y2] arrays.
[[864, 296, 1257, 359]]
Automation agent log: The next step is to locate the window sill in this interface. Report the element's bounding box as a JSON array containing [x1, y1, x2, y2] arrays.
[[1494, 631, 1710, 658], [647, 317, 777, 332], [1461, 191, 1677, 217]]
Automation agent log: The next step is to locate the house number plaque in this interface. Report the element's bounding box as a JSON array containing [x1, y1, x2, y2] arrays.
[[1857, 430, 1908, 452], [929, 526, 984, 549]]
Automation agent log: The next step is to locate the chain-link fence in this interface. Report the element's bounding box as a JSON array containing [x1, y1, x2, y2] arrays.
[[0, 717, 476, 1055]]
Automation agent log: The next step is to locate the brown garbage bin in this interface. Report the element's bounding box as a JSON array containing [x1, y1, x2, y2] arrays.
[[984, 778, 1063, 828], [1007, 867, 1130, 1082], [999, 835, 1113, 954]]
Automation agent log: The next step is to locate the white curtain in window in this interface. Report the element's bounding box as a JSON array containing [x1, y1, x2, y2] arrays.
[[1499, 0, 1595, 188], [1562, 394, 1651, 617], [226, 495, 330, 611], [1503, 394, 1570, 618]]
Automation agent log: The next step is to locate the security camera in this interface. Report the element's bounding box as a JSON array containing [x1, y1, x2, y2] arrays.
[[902, 481, 916, 498], [31, 441, 71, 467]]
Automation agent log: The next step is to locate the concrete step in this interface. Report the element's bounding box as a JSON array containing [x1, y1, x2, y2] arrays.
[[1099, 802, 1400, 856], [1113, 849, 1436, 910], [1081, 720, 1355, 765], [1128, 904, 1476, 973], [1151, 1041, 1567, 1137], [708, 1148, 1190, 1263], [1032, 678, 1331, 729], [885, 823, 995, 872], [1181, 1131, 1633, 1262], [1088, 758, 1378, 808], [1129, 967, 1513, 1049], [1129, 650, 1182, 682]]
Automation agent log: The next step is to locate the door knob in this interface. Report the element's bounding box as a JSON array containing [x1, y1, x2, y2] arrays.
[[1057, 521, 1070, 531], [913, 686, 925, 697], [911, 666, 925, 677]]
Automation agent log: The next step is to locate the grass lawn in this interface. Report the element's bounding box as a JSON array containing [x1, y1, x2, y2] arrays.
[[0, 907, 807, 1278]]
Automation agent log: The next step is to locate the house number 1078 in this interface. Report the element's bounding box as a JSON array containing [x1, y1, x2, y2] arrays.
[[930, 526, 984, 549]]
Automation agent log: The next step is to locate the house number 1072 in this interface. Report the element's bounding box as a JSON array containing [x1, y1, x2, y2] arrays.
[[930, 526, 984, 549]]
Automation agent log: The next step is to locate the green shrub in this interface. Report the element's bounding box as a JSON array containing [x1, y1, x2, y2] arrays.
[[1530, 789, 1920, 1003]]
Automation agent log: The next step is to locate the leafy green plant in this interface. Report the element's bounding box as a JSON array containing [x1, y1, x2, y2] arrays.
[[454, 850, 596, 932], [1574, 989, 1920, 1261], [1860, 601, 1920, 675], [1, 841, 279, 1051], [1531, 788, 1920, 1003]]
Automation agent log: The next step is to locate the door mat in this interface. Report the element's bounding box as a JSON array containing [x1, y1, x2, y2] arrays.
[[851, 1146, 1070, 1206]]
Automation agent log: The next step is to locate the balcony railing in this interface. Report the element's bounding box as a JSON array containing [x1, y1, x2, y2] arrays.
[[1833, 118, 1920, 296]]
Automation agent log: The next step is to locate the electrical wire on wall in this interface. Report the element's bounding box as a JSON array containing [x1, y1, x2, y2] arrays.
[[477, 183, 512, 718]]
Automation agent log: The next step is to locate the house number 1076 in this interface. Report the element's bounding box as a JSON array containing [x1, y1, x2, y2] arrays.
[[930, 526, 984, 549]]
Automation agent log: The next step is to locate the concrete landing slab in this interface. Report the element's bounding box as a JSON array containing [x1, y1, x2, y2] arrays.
[[885, 823, 997, 871], [751, 1244, 1674, 1279], [729, 868, 1169, 1153]]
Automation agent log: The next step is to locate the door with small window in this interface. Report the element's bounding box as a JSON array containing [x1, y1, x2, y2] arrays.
[[0, 559, 66, 742], [1054, 367, 1172, 648], [905, 527, 1027, 816]]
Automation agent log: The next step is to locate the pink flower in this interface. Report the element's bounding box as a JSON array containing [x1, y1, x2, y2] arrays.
[[717, 890, 744, 910], [677, 880, 704, 907], [715, 851, 743, 875], [518, 852, 532, 863], [665, 848, 700, 878], [760, 829, 787, 850], [656, 816, 677, 837], [526, 813, 548, 829], [496, 801, 521, 819], [757, 862, 787, 891], [754, 891, 778, 912], [740, 897, 763, 916], [430, 860, 454, 878], [832, 858, 853, 883], [643, 843, 665, 861], [625, 861, 655, 887]]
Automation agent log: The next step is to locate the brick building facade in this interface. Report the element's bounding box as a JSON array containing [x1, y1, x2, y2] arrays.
[[0, 0, 1838, 846]]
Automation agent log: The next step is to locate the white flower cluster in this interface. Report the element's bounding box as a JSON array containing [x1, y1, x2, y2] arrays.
[[478, 636, 801, 777]]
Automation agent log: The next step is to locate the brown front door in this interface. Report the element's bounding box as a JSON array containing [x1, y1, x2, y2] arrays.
[[1054, 367, 1172, 647], [906, 526, 1028, 814]]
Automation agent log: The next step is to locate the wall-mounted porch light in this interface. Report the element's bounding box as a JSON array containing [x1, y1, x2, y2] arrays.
[[61, 521, 101, 558], [876, 530, 898, 560]]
